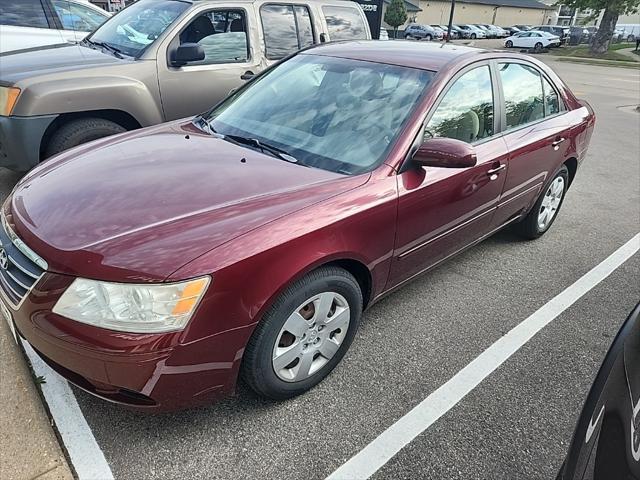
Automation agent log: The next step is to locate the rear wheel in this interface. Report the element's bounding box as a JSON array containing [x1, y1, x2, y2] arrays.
[[405, 34, 412, 40], [425, 34, 432, 41], [241, 266, 362, 400], [628, 34, 636, 42], [471, 33, 477, 39], [45, 117, 126, 159], [505, 40, 513, 48], [513, 165, 569, 239]]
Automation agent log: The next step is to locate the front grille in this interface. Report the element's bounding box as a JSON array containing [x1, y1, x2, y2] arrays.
[[0, 214, 46, 308]]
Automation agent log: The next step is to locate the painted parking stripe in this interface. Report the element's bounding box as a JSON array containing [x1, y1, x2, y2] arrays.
[[22, 341, 114, 480], [327, 233, 640, 480]]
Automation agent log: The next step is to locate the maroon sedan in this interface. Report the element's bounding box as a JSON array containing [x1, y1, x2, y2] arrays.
[[1, 42, 594, 411]]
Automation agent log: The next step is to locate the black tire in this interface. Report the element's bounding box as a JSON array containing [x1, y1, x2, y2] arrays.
[[45, 117, 127, 158], [628, 34, 635, 42], [534, 42, 543, 51], [471, 33, 476, 39], [425, 34, 432, 41], [513, 165, 569, 240], [405, 34, 411, 40], [506, 40, 513, 48], [241, 266, 363, 400]]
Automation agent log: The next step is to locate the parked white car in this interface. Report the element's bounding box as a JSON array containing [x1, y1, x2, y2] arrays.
[[504, 30, 560, 50], [0, 0, 110, 54], [616, 23, 640, 42]]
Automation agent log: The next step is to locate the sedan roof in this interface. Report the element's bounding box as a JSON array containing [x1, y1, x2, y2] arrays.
[[302, 40, 485, 71]]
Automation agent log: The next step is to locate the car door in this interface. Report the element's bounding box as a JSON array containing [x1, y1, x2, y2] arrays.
[[156, 4, 262, 121], [388, 63, 508, 288], [490, 61, 572, 229], [0, 0, 64, 53], [321, 3, 369, 41]]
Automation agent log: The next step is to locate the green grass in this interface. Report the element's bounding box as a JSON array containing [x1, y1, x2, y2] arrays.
[[548, 44, 639, 62]]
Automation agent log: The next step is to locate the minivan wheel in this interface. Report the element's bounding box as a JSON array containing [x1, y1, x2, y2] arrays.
[[505, 40, 513, 48], [45, 118, 127, 159], [513, 165, 569, 240], [241, 266, 362, 400]]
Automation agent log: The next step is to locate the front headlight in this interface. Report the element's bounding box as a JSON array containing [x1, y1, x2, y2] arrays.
[[52, 277, 210, 333], [0, 86, 21, 116]]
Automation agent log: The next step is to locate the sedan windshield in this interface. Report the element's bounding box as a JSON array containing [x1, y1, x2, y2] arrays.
[[87, 0, 188, 57], [202, 55, 433, 175]]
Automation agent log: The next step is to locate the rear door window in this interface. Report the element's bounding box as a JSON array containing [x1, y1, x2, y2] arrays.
[[322, 5, 367, 41], [260, 4, 314, 60], [0, 0, 50, 28], [498, 63, 545, 129]]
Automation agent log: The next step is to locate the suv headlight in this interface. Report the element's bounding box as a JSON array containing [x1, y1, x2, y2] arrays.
[[0, 86, 21, 116], [53, 277, 210, 333]]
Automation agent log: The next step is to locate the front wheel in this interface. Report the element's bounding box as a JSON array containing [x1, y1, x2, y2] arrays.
[[45, 117, 127, 159], [505, 40, 513, 48], [534, 42, 543, 51], [405, 34, 412, 40], [425, 34, 432, 41], [241, 266, 363, 400], [513, 165, 569, 239], [471, 33, 476, 39]]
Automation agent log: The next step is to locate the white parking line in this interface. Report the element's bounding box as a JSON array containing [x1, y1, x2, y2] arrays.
[[22, 341, 114, 480], [327, 233, 640, 480]]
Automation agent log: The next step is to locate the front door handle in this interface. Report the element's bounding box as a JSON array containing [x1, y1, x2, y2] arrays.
[[487, 164, 506, 180], [240, 71, 255, 81], [552, 137, 566, 150]]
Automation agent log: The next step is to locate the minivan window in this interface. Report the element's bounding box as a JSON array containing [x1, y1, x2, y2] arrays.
[[499, 63, 544, 129], [425, 65, 494, 143], [260, 4, 314, 60], [322, 5, 367, 41], [52, 0, 107, 32], [179, 10, 249, 64], [204, 55, 433, 175], [88, 0, 188, 57], [0, 0, 49, 28]]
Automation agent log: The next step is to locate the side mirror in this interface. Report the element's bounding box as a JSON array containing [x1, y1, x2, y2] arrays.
[[412, 137, 477, 168], [170, 43, 205, 67]]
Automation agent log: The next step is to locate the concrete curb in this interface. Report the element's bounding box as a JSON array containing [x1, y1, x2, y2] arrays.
[[0, 320, 74, 480]]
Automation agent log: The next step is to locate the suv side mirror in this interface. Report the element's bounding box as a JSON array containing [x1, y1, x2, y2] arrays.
[[170, 43, 205, 67], [413, 137, 477, 168]]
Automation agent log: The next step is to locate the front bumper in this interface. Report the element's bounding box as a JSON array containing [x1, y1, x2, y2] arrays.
[[5, 272, 254, 412], [0, 115, 58, 171]]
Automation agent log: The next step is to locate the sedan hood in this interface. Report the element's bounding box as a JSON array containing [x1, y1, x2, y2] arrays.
[[0, 44, 125, 85], [10, 121, 366, 282]]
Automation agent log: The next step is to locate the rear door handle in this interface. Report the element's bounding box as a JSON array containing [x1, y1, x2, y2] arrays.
[[240, 71, 255, 81], [552, 137, 566, 149], [487, 164, 506, 180]]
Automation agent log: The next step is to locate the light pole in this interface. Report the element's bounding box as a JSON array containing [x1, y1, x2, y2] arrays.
[[446, 0, 456, 43]]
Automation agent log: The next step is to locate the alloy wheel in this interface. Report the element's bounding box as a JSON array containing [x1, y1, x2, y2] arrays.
[[272, 292, 350, 382], [537, 177, 565, 231]]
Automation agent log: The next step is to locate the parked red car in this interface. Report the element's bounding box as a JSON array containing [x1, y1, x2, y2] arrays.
[[1, 42, 595, 411]]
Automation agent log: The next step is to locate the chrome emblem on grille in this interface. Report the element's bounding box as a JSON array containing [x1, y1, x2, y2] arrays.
[[0, 248, 7, 270]]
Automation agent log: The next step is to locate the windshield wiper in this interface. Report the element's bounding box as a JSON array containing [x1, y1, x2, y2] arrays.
[[83, 39, 124, 59], [223, 134, 299, 164]]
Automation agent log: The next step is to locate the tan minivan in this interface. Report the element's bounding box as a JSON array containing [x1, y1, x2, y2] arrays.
[[0, 0, 371, 171]]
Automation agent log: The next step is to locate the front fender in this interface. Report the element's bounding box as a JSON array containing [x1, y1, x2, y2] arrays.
[[12, 68, 164, 126]]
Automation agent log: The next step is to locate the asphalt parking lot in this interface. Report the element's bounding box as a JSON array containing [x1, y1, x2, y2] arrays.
[[1, 58, 639, 479]]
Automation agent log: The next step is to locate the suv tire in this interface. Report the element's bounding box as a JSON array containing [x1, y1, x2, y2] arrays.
[[45, 118, 127, 158]]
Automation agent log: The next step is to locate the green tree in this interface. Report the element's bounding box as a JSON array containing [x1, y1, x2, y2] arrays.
[[384, 0, 408, 39], [562, 0, 640, 54]]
